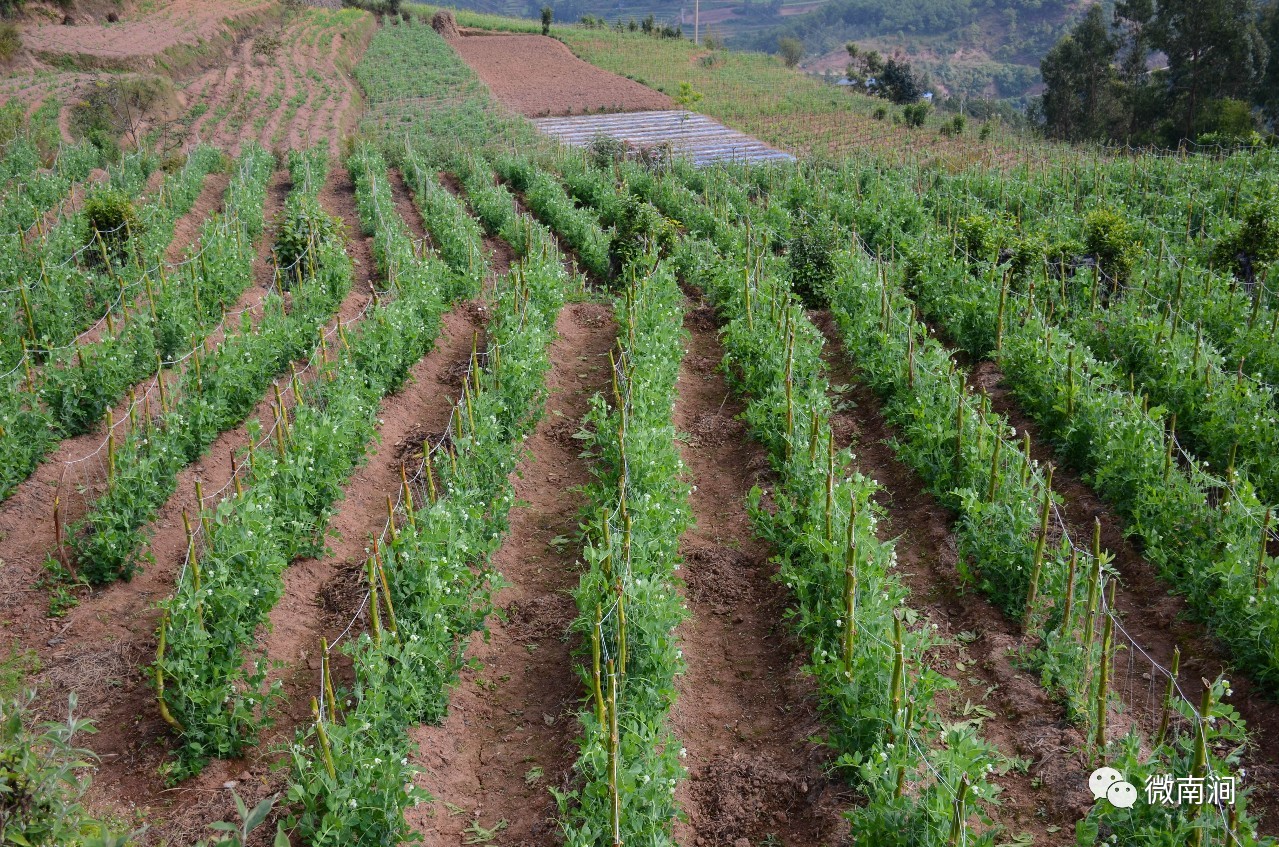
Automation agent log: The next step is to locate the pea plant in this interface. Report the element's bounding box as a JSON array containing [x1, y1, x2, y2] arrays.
[[557, 256, 690, 846], [69, 145, 338, 586], [287, 203, 570, 844]]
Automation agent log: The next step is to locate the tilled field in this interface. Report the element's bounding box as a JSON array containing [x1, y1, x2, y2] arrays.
[[181, 7, 375, 157], [446, 32, 672, 117]]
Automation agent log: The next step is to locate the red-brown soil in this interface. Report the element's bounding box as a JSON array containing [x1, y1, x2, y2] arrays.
[[408, 300, 617, 845], [962, 357, 1279, 835], [671, 294, 852, 846], [447, 33, 671, 118], [19, 0, 272, 65], [183, 8, 374, 158]]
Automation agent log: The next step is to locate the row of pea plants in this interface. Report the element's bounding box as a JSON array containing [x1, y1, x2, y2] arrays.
[[0, 148, 183, 369], [675, 156, 1275, 845], [771, 158, 1279, 690], [284, 205, 571, 845], [591, 156, 1006, 844], [64, 147, 343, 586], [0, 146, 274, 503], [399, 143, 487, 291], [674, 225, 1004, 845], [556, 254, 690, 846], [153, 146, 462, 781], [822, 244, 1273, 846]]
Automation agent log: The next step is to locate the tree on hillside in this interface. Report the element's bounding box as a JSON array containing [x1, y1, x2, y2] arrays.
[[876, 57, 923, 103], [1040, 5, 1123, 141], [779, 36, 804, 67], [844, 42, 884, 88], [1144, 0, 1266, 139], [1254, 0, 1279, 126], [541, 4, 553, 35]]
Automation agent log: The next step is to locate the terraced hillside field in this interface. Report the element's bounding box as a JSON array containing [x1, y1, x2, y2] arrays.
[[1, 6, 1278, 847]]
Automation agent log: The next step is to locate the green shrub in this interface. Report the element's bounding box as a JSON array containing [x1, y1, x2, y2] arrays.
[[1083, 207, 1137, 284], [0, 692, 129, 847], [902, 102, 929, 127], [786, 214, 838, 306], [82, 186, 140, 266], [540, 4, 552, 34], [0, 22, 20, 63], [872, 105, 888, 120], [1212, 191, 1279, 283], [587, 133, 627, 167], [778, 35, 803, 68], [956, 214, 1004, 262], [274, 195, 340, 282]]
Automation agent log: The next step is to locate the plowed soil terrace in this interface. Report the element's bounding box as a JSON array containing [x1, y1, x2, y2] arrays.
[[446, 33, 672, 117]]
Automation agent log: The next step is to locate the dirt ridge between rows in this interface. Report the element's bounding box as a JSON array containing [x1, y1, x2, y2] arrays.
[[671, 292, 852, 845], [408, 299, 617, 844]]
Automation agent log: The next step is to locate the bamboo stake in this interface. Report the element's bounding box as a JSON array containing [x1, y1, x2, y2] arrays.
[[592, 604, 606, 728], [321, 638, 339, 721], [312, 697, 337, 780], [155, 615, 184, 731], [1094, 581, 1116, 760], [1024, 465, 1054, 626], [1156, 645, 1180, 745], [607, 661, 622, 847]]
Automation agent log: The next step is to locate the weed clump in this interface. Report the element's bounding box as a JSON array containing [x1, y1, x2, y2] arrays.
[[82, 186, 140, 266]]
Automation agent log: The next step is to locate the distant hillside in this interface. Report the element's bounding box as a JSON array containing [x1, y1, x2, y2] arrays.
[[437, 0, 835, 45], [733, 0, 1089, 100]]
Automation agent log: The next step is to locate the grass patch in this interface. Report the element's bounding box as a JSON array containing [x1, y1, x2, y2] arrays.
[[0, 645, 41, 700]]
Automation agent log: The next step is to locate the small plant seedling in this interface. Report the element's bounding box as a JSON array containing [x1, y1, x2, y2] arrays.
[[462, 818, 508, 845], [524, 765, 544, 785]]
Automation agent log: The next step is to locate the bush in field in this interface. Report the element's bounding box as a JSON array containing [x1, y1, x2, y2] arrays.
[[957, 214, 1005, 262], [0, 692, 128, 846], [82, 186, 140, 266], [902, 102, 929, 127], [1212, 190, 1279, 285], [0, 22, 20, 63], [587, 133, 627, 167], [275, 195, 340, 283], [609, 192, 674, 277], [778, 36, 803, 68], [540, 4, 552, 34], [1083, 207, 1137, 284], [786, 214, 838, 306]]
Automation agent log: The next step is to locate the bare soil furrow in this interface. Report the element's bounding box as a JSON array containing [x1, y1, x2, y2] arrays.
[[671, 292, 851, 846], [407, 300, 617, 845], [813, 311, 1093, 842], [387, 167, 434, 253]]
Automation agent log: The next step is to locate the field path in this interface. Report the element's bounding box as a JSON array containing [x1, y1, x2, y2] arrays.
[[408, 299, 617, 845], [670, 292, 851, 845]]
